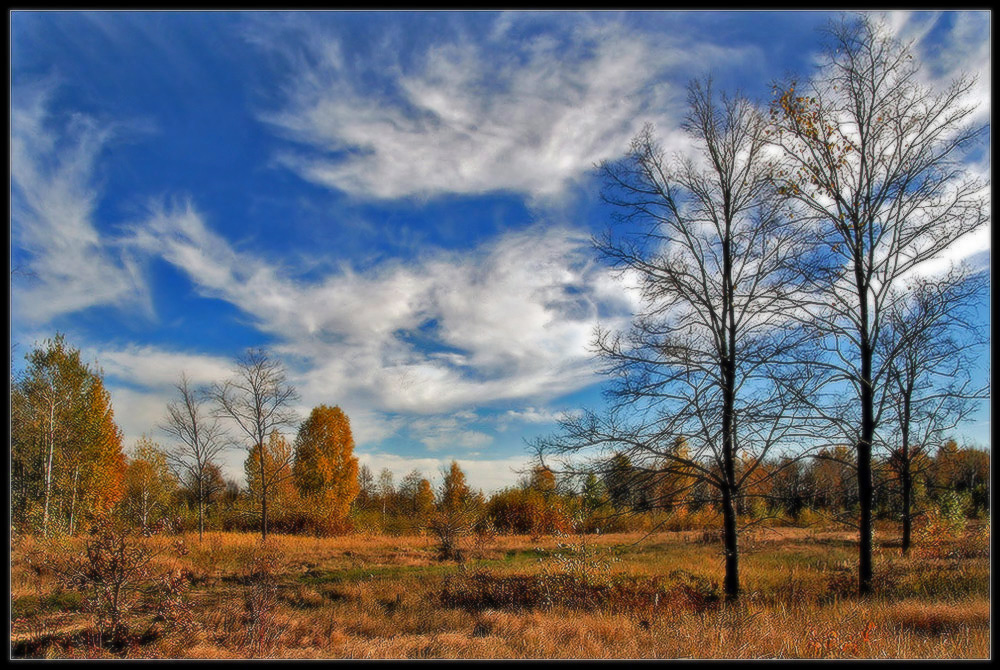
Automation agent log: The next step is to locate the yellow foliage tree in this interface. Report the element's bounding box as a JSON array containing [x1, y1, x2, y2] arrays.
[[245, 430, 297, 522], [440, 460, 470, 515], [11, 334, 126, 536], [121, 436, 177, 531]]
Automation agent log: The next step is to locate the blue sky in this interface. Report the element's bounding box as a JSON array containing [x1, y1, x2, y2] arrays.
[[10, 10, 991, 492]]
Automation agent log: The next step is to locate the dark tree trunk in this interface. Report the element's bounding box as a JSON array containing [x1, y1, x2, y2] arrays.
[[198, 477, 205, 543], [855, 242, 875, 598], [721, 485, 739, 601], [857, 346, 875, 596], [901, 466, 912, 554]]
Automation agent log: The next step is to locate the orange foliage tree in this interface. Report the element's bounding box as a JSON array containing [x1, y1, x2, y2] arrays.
[[292, 404, 360, 533], [120, 436, 177, 532]]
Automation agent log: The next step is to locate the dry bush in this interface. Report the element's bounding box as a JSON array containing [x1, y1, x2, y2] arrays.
[[223, 541, 286, 657], [51, 518, 190, 650], [912, 511, 989, 560], [439, 555, 721, 616], [429, 510, 474, 561], [473, 519, 499, 554]]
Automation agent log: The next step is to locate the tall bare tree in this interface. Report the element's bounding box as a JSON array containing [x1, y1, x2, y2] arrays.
[[161, 372, 229, 542], [769, 15, 988, 594], [881, 268, 988, 553], [212, 348, 299, 540], [538, 80, 808, 601]]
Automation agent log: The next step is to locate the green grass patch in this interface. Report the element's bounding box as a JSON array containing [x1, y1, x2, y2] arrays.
[[12, 590, 84, 618]]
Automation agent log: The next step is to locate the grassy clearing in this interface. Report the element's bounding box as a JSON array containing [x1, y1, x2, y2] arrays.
[[9, 525, 989, 659]]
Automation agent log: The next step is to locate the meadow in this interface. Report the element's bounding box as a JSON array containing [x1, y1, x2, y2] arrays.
[[10, 521, 990, 659]]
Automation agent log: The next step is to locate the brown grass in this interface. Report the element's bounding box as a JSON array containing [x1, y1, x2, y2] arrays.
[[10, 525, 990, 659]]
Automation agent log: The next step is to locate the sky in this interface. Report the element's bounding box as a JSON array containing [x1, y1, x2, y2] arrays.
[[9, 10, 991, 493]]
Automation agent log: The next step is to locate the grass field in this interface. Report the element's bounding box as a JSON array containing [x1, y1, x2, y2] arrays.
[[10, 523, 990, 659]]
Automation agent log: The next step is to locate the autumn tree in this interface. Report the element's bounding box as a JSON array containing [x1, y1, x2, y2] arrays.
[[415, 478, 436, 522], [653, 437, 698, 511], [398, 469, 435, 529], [213, 348, 299, 540], [355, 464, 377, 511], [377, 468, 396, 524], [440, 460, 471, 515], [428, 461, 475, 560], [930, 440, 990, 516], [580, 473, 607, 521], [291, 404, 360, 533], [769, 15, 988, 594], [120, 436, 177, 532], [161, 373, 228, 542], [11, 334, 126, 536], [538, 79, 806, 601], [245, 430, 298, 525]]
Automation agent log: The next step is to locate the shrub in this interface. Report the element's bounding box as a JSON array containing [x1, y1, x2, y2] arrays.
[[231, 541, 285, 657], [429, 509, 474, 561], [53, 518, 189, 649]]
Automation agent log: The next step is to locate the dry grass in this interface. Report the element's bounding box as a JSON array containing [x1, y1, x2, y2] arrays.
[[10, 524, 990, 659]]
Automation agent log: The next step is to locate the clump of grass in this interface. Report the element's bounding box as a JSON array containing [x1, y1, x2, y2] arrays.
[[886, 600, 990, 635], [13, 590, 85, 619], [282, 585, 326, 610], [439, 567, 720, 615]]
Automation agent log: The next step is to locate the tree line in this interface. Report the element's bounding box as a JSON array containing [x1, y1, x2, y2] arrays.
[[9, 331, 986, 544]]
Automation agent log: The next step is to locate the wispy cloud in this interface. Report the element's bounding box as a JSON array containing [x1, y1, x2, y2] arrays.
[[10, 80, 153, 324], [258, 14, 756, 202]]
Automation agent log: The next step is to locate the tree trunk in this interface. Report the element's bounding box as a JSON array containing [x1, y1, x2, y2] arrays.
[[42, 404, 56, 538], [901, 466, 912, 554], [69, 466, 79, 535], [258, 441, 269, 541], [198, 477, 205, 543], [857, 363, 875, 596], [855, 246, 875, 597], [721, 485, 740, 601], [261, 491, 268, 541]]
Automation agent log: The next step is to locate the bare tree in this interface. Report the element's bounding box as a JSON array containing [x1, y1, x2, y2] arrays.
[[212, 348, 299, 540], [769, 15, 988, 594], [881, 269, 988, 553], [538, 80, 808, 602], [161, 372, 229, 542]]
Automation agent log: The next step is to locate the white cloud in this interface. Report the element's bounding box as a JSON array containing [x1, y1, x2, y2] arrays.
[[10, 80, 153, 324], [129, 206, 635, 420], [94, 345, 236, 391], [502, 406, 581, 425], [259, 15, 754, 201], [877, 10, 990, 123]]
